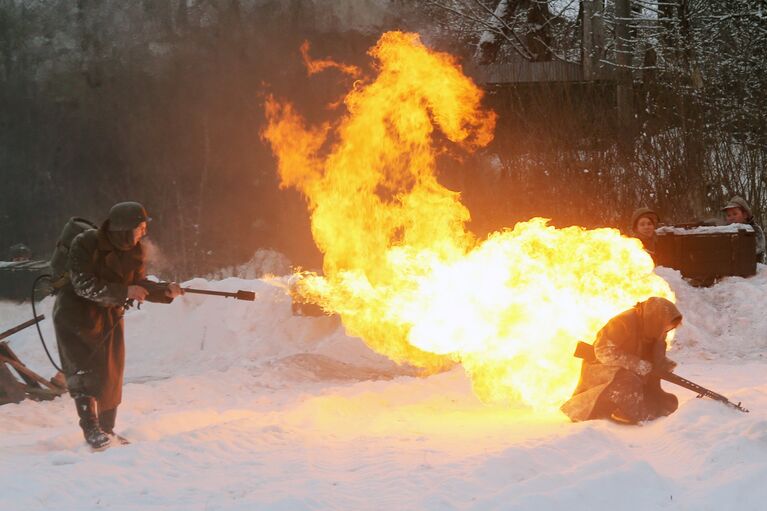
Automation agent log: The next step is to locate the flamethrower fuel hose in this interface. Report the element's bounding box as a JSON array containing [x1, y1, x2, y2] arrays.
[[30, 275, 124, 375], [31, 274, 64, 373]]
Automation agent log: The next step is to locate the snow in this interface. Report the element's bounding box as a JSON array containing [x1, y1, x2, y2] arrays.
[[550, 0, 581, 22], [1, 267, 767, 510], [657, 224, 754, 235]]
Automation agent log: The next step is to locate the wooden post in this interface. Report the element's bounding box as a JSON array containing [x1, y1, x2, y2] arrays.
[[582, 0, 594, 80], [0, 315, 45, 342]]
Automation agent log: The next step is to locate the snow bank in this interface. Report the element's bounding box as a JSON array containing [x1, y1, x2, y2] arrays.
[[0, 267, 766, 510], [657, 224, 754, 235], [658, 264, 767, 359]]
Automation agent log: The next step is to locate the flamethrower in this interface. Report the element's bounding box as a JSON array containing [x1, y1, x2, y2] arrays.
[[181, 287, 256, 301], [574, 341, 749, 413], [30, 275, 257, 373], [126, 283, 257, 308]]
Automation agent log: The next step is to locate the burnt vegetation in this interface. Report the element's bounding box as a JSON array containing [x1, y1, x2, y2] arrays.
[[1, 0, 765, 278]]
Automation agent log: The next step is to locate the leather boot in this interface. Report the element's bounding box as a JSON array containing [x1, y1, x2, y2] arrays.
[[98, 407, 129, 444], [98, 408, 117, 434], [605, 370, 653, 424], [74, 396, 111, 450]]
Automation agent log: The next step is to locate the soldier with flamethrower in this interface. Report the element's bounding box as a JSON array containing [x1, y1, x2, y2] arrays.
[[52, 202, 184, 449]]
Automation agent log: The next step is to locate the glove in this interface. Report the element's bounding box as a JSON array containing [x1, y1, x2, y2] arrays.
[[636, 360, 653, 376]]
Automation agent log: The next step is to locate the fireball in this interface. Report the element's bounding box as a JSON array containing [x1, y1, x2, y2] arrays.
[[263, 32, 673, 410]]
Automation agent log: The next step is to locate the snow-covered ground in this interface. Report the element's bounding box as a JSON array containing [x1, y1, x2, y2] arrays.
[[1, 267, 766, 510]]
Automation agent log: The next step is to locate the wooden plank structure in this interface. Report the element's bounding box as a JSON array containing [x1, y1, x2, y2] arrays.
[[655, 227, 758, 286], [470, 60, 588, 85], [463, 0, 642, 134], [467, 0, 636, 128], [469, 0, 624, 86], [0, 315, 67, 405]]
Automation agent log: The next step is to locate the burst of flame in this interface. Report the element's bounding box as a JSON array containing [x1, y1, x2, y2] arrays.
[[300, 41, 361, 79], [263, 31, 673, 410]]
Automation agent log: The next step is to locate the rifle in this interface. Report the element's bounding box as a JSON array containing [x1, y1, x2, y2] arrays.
[[0, 315, 45, 342], [574, 341, 749, 413]]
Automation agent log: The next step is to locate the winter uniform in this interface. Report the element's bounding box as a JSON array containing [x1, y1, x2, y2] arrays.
[[753, 224, 766, 264], [53, 202, 172, 448], [721, 196, 766, 264], [630, 207, 660, 264], [561, 297, 681, 424]]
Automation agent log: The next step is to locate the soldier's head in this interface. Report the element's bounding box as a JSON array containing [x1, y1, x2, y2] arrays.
[[639, 297, 682, 341], [631, 208, 659, 239], [722, 196, 752, 224], [107, 202, 151, 247]]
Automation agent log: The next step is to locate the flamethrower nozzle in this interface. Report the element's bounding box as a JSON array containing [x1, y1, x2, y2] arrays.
[[182, 287, 256, 301]]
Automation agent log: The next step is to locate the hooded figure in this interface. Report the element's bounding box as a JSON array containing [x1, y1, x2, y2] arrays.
[[721, 196, 766, 264], [630, 207, 660, 263], [53, 202, 183, 449], [561, 297, 682, 424]]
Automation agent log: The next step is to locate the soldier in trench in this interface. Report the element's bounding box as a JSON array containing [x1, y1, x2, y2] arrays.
[[721, 196, 766, 264], [629, 207, 660, 264]]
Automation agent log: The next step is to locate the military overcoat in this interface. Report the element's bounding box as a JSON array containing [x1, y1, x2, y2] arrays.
[[53, 224, 170, 410], [561, 297, 681, 422]]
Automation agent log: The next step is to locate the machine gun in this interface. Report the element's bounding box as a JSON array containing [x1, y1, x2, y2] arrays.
[[574, 341, 749, 413]]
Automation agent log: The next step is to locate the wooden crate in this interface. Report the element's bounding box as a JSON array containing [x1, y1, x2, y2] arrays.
[[0, 260, 51, 301], [655, 228, 756, 282]]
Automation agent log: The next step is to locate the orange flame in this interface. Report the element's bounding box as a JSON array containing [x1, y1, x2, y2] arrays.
[[263, 31, 673, 410], [300, 41, 361, 78]]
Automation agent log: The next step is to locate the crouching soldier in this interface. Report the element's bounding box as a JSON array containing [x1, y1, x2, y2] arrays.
[[53, 202, 183, 449], [561, 297, 681, 425]]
